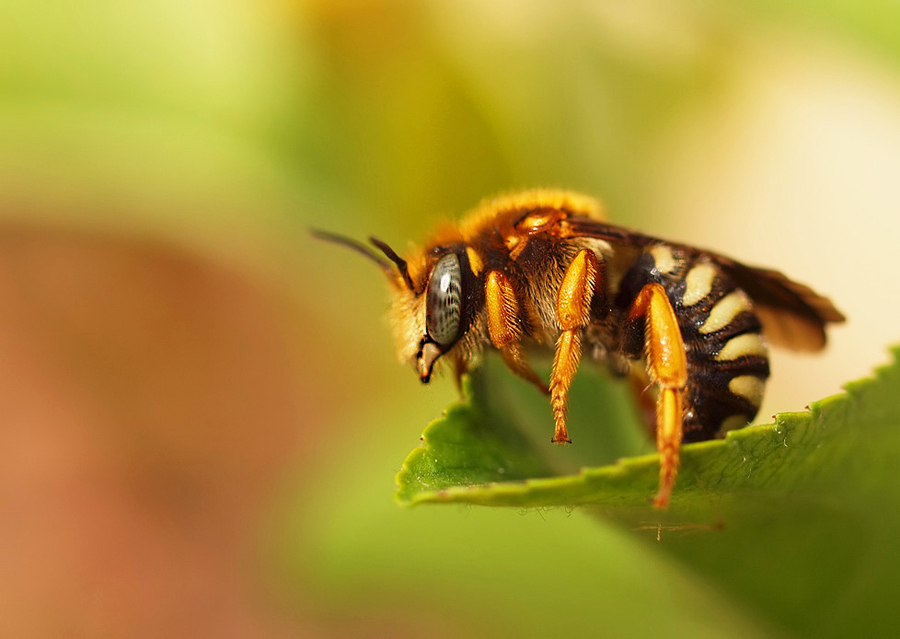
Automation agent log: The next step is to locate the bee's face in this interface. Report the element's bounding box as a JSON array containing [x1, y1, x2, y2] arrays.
[[392, 248, 475, 382]]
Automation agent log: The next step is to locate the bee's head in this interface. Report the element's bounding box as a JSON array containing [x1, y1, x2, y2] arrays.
[[386, 243, 479, 383], [312, 230, 473, 383]]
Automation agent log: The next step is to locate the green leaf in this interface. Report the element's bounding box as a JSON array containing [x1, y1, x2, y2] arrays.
[[398, 354, 809, 509], [396, 349, 900, 510], [396, 347, 900, 636]]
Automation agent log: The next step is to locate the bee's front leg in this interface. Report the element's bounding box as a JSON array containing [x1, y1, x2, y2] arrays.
[[485, 270, 548, 395], [626, 283, 688, 508], [550, 249, 602, 444]]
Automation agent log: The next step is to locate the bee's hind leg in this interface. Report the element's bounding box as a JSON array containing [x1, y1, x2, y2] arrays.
[[625, 283, 688, 508]]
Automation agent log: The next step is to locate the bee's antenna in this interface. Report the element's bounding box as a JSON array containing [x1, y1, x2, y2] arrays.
[[310, 228, 395, 276], [310, 229, 414, 290], [369, 237, 415, 290]]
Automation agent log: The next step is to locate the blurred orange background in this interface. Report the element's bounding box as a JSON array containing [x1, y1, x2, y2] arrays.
[[2, 1, 899, 637]]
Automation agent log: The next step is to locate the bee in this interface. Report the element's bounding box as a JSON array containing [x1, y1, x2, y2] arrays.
[[315, 189, 845, 507]]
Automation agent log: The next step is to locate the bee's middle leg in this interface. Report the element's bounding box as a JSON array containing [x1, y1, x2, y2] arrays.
[[550, 249, 602, 444]]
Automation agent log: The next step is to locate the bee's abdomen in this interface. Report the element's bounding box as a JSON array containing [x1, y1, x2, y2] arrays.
[[616, 245, 771, 442], [665, 255, 771, 441]]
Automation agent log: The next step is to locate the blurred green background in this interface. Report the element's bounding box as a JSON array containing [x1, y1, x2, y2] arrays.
[[2, 1, 899, 636]]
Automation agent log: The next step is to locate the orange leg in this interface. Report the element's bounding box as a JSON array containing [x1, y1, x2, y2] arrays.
[[550, 249, 600, 444], [627, 283, 688, 508], [485, 271, 548, 395]]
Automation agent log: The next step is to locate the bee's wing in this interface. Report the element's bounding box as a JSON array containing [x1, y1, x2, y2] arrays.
[[701, 258, 844, 351], [566, 218, 845, 351]]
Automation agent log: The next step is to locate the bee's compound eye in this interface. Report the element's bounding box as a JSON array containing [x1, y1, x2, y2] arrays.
[[425, 253, 462, 348]]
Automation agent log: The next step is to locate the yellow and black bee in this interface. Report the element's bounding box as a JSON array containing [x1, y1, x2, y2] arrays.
[[316, 189, 845, 507]]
